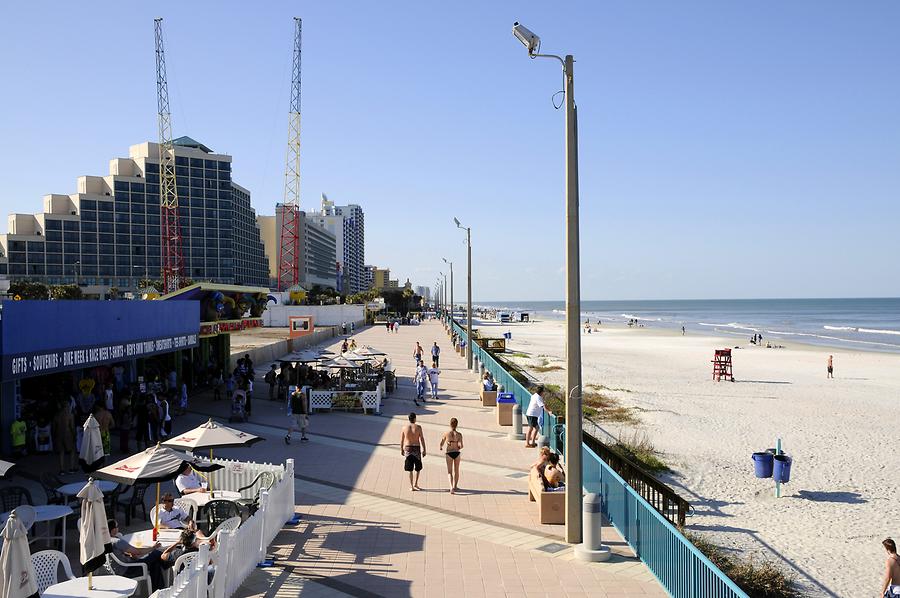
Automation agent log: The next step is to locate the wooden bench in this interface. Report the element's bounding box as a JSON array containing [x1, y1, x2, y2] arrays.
[[480, 389, 497, 406], [528, 468, 565, 524]]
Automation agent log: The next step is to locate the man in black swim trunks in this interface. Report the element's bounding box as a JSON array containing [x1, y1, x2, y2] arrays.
[[400, 412, 426, 491]]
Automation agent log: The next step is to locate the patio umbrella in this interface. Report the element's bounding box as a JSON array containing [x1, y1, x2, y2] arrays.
[[95, 444, 222, 540], [162, 419, 263, 491], [77, 479, 112, 590], [342, 351, 374, 362], [322, 357, 362, 369], [284, 350, 326, 363], [79, 414, 105, 473], [0, 512, 39, 598], [357, 346, 387, 357], [0, 460, 15, 479]]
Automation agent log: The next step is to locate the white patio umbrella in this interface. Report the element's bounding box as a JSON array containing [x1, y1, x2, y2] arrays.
[[95, 444, 222, 540], [162, 419, 263, 491], [77, 479, 112, 590], [284, 350, 326, 363], [79, 414, 105, 473], [0, 511, 39, 598], [342, 351, 374, 362], [357, 345, 387, 357], [0, 460, 15, 479], [322, 356, 362, 369]]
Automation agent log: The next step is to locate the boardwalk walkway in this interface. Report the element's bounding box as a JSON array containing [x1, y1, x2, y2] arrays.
[[187, 321, 664, 597]]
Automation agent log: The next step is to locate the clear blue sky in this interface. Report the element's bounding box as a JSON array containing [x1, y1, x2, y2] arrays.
[[2, 2, 899, 301]]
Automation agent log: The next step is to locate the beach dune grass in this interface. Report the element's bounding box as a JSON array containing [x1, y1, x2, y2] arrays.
[[613, 431, 669, 473], [684, 532, 799, 598]]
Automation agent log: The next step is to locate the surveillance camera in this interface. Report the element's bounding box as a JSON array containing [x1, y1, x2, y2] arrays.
[[512, 22, 540, 56]]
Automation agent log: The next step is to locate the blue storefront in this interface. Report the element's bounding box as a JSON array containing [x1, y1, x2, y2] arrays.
[[0, 300, 199, 454]]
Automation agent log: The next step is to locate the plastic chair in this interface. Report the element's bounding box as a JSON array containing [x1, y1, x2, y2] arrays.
[[31, 549, 76, 594], [105, 553, 153, 597], [39, 472, 66, 505], [12, 505, 35, 531], [203, 501, 239, 536], [0, 486, 33, 512], [235, 471, 275, 514], [209, 516, 241, 544], [116, 482, 149, 526], [172, 551, 198, 577]]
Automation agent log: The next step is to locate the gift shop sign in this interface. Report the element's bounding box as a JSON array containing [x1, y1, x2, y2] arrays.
[[3, 333, 198, 381]]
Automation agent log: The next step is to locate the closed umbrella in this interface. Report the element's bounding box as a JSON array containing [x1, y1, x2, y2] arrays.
[[163, 419, 263, 491], [77, 479, 112, 590], [79, 414, 105, 473], [0, 512, 39, 598], [95, 444, 222, 540]]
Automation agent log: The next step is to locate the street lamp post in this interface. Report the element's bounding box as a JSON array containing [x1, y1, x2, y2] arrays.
[[74, 260, 81, 288], [454, 218, 473, 369], [512, 22, 584, 546], [442, 258, 454, 325]]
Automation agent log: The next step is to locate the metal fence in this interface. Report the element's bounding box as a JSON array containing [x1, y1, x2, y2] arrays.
[[449, 318, 748, 598]]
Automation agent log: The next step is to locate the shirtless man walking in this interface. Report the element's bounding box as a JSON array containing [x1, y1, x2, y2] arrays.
[[827, 355, 834, 379], [400, 412, 426, 491]]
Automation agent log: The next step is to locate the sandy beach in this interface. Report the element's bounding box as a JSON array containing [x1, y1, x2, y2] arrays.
[[484, 317, 900, 596]]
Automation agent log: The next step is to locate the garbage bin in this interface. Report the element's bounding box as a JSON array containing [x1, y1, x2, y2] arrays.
[[497, 393, 516, 426], [752, 452, 774, 478], [773, 454, 792, 483], [480, 389, 497, 407]]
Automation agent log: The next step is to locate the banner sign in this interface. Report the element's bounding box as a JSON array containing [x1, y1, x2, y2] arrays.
[[200, 318, 263, 337], [3, 333, 199, 381]]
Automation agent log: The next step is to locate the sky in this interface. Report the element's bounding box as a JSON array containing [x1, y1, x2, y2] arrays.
[[1, 1, 899, 301]]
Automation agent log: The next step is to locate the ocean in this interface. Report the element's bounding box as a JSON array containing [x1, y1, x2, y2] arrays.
[[477, 298, 900, 353]]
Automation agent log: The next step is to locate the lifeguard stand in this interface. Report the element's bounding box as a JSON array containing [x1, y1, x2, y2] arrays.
[[712, 349, 734, 381]]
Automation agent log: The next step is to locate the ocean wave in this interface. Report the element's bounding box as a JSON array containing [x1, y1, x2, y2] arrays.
[[764, 329, 900, 349], [698, 322, 760, 333], [858, 327, 900, 336], [823, 326, 856, 332], [620, 313, 662, 322]]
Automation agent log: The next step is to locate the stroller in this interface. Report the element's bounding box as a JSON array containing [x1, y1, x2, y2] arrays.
[[228, 391, 247, 423]]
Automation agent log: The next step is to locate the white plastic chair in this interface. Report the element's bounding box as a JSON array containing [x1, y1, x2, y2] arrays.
[[105, 552, 153, 596], [172, 551, 198, 576], [209, 516, 241, 543], [31, 550, 76, 594]]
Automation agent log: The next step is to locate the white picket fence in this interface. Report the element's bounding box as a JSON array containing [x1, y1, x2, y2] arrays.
[[152, 458, 296, 598], [309, 381, 384, 414], [204, 456, 286, 496]]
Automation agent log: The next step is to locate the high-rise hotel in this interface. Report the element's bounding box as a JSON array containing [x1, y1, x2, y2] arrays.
[[0, 137, 269, 290]]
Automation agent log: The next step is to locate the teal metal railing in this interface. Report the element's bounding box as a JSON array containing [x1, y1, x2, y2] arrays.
[[449, 319, 748, 598]]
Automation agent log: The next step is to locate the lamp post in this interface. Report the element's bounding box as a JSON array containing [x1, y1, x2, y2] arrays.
[[442, 258, 454, 325], [512, 22, 584, 545], [454, 218, 473, 369], [74, 260, 81, 288]]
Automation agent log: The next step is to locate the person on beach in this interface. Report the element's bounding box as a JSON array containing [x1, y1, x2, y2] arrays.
[[440, 418, 464, 493], [284, 387, 309, 445], [881, 538, 900, 597], [682, 326, 685, 335], [525, 384, 546, 448], [414, 362, 428, 406], [400, 412, 425, 491], [431, 342, 441, 367], [827, 355, 834, 378]]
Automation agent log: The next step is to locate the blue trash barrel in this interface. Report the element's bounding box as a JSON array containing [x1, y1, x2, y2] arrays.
[[752, 452, 774, 478], [497, 393, 516, 403], [773, 454, 792, 483]]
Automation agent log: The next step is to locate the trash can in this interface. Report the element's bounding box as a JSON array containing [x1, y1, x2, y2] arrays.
[[497, 393, 516, 426], [773, 454, 792, 483], [752, 452, 774, 478], [480, 389, 497, 407]]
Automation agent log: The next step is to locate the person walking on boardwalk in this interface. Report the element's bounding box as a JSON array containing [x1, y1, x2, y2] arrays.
[[525, 384, 546, 448], [827, 355, 834, 379], [413, 341, 424, 364], [284, 387, 310, 445], [428, 364, 440, 400], [401, 412, 426, 491], [414, 362, 428, 406], [440, 417, 464, 494], [431, 342, 441, 367], [881, 538, 900, 597]]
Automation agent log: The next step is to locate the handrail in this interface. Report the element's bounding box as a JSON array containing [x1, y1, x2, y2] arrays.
[[450, 318, 747, 597]]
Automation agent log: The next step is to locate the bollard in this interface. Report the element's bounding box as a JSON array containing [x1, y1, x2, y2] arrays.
[[508, 404, 526, 440], [472, 354, 479, 373], [478, 362, 485, 377], [575, 493, 611, 562], [536, 433, 549, 449]]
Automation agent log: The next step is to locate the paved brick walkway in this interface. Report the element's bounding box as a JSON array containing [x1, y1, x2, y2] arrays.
[[182, 321, 664, 598]]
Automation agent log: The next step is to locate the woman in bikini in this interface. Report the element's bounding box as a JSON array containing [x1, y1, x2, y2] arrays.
[[440, 418, 464, 494]]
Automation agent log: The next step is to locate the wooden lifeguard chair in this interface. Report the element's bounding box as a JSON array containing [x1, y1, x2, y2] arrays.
[[712, 349, 734, 381]]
